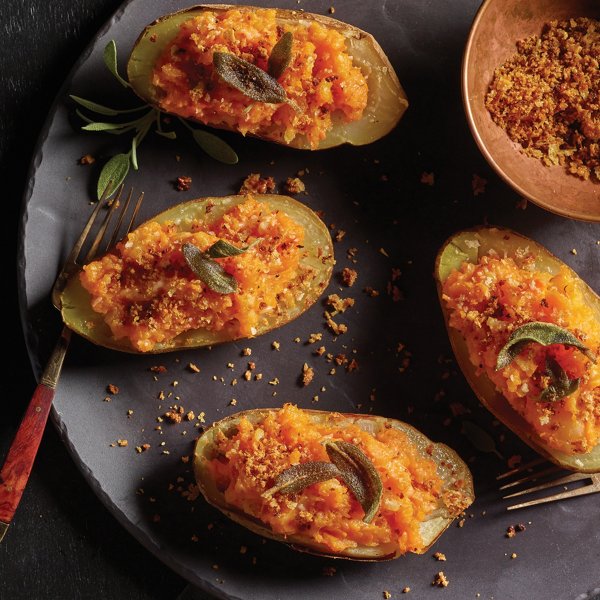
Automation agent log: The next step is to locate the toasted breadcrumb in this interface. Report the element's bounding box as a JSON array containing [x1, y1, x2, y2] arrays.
[[486, 18, 600, 182], [341, 267, 357, 286], [150, 365, 167, 373], [117, 439, 128, 447], [107, 384, 119, 395], [176, 176, 192, 191], [285, 177, 306, 194], [363, 286, 380, 297], [432, 572, 449, 587], [187, 362, 200, 373], [433, 552, 447, 561], [302, 363, 314, 386], [420, 172, 435, 186], [79, 154, 95, 165], [239, 173, 276, 194], [472, 174, 487, 196], [326, 294, 355, 314]]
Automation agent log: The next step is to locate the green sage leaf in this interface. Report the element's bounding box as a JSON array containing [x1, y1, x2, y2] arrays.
[[97, 153, 130, 199], [264, 461, 341, 496], [213, 51, 288, 104], [461, 421, 503, 459], [192, 129, 238, 165], [82, 121, 135, 132], [156, 130, 177, 140], [496, 321, 596, 371], [539, 356, 580, 402], [182, 243, 238, 294], [69, 95, 145, 116], [324, 440, 382, 523], [206, 238, 261, 258], [268, 31, 293, 79], [103, 40, 130, 88]]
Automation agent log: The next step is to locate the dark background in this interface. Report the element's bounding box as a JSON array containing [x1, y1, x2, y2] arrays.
[[2, 1, 185, 597]]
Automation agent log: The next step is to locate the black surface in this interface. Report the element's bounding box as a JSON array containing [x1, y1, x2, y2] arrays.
[[2, 1, 185, 598], [6, 0, 600, 599]]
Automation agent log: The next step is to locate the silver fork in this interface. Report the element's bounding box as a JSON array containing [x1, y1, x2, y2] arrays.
[[0, 186, 144, 542], [497, 457, 600, 510]]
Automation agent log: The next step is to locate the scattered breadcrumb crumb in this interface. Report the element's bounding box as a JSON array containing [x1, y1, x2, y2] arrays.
[[433, 552, 447, 561], [164, 411, 183, 424], [307, 332, 323, 344], [432, 572, 449, 587], [402, 588, 411, 594], [363, 287, 380, 297], [326, 294, 355, 314], [284, 176, 306, 194], [79, 154, 95, 165], [334, 229, 346, 242], [150, 365, 167, 373], [176, 176, 192, 191], [272, 341, 281, 351], [510, 552, 518, 559], [341, 267, 358, 286], [107, 384, 119, 395], [383, 592, 392, 599], [187, 362, 200, 373], [302, 363, 314, 386], [117, 439, 128, 447], [472, 174, 487, 196], [242, 347, 252, 356], [239, 173, 276, 194], [420, 172, 435, 186]]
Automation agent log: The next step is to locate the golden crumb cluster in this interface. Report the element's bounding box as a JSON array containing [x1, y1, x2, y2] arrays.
[[152, 8, 368, 148], [442, 253, 600, 454], [80, 196, 305, 352], [486, 17, 600, 182]]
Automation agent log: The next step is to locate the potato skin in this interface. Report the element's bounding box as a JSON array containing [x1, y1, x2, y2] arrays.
[[127, 5, 408, 149], [435, 226, 600, 472], [60, 195, 333, 353], [194, 408, 474, 560]]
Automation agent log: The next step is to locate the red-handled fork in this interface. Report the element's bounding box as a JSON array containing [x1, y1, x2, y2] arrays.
[[0, 186, 144, 542]]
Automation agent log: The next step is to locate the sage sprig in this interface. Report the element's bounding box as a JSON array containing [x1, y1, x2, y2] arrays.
[[263, 441, 383, 524], [461, 421, 503, 459], [72, 40, 238, 199], [268, 32, 293, 79], [265, 462, 341, 496], [324, 441, 383, 523], [182, 239, 260, 294], [539, 356, 580, 402], [213, 51, 299, 112], [496, 321, 596, 371]]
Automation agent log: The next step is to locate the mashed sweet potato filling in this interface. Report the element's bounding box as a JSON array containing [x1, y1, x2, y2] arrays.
[[442, 254, 600, 454], [152, 8, 368, 148], [80, 196, 305, 352], [206, 404, 445, 554]]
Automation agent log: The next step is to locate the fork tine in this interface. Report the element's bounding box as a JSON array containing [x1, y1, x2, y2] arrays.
[[127, 191, 144, 233], [496, 457, 547, 481], [507, 481, 599, 511], [84, 185, 125, 262], [498, 465, 562, 491], [106, 187, 135, 250], [503, 472, 590, 499]]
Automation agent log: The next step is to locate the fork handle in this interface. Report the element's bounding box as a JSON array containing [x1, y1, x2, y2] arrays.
[[0, 327, 70, 541]]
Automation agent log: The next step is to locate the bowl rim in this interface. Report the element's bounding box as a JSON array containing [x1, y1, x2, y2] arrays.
[[461, 0, 600, 223]]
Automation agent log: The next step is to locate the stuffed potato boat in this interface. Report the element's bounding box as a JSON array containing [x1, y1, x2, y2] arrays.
[[194, 405, 474, 560], [436, 227, 600, 472], [60, 194, 333, 353], [127, 5, 408, 149]]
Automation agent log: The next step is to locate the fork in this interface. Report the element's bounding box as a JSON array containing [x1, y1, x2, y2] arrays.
[[497, 457, 600, 510], [0, 186, 144, 542]]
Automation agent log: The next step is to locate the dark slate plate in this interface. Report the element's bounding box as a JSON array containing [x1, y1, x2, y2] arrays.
[[18, 1, 600, 599]]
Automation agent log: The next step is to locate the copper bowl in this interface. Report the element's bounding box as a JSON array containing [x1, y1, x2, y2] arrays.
[[462, 0, 600, 222]]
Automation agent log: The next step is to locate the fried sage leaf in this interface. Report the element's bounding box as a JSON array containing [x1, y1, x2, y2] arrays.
[[496, 321, 596, 371], [213, 51, 288, 104], [325, 440, 382, 523], [540, 356, 580, 402], [206, 238, 261, 258], [264, 461, 341, 496], [182, 242, 238, 294], [268, 32, 293, 79]]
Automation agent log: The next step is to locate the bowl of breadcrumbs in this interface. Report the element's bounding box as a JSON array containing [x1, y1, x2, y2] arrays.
[[463, 0, 600, 222]]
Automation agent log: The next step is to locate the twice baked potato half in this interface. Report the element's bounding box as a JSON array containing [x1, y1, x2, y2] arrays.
[[436, 227, 600, 472], [194, 405, 474, 560], [127, 5, 408, 149], [60, 194, 333, 353]]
